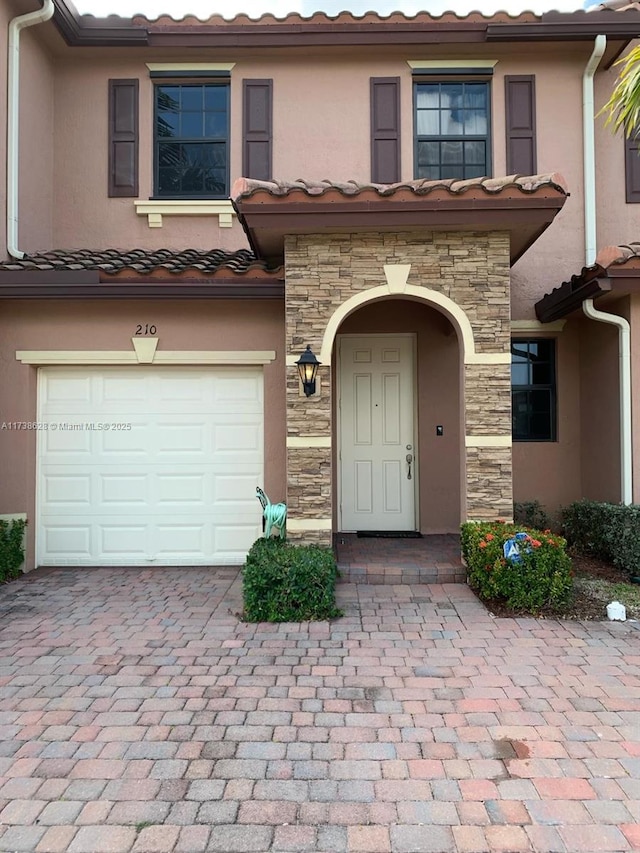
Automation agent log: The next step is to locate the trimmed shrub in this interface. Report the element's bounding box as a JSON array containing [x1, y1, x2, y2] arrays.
[[461, 521, 572, 613], [0, 518, 26, 584], [242, 538, 342, 622], [561, 499, 640, 577], [514, 500, 550, 531]]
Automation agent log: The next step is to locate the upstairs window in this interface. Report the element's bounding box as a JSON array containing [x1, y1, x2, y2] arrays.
[[154, 82, 229, 198], [511, 339, 557, 442], [414, 80, 490, 180]]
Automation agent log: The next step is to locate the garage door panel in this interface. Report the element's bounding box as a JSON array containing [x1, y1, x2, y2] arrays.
[[214, 474, 264, 505], [100, 474, 148, 505], [44, 525, 92, 558], [155, 523, 207, 556], [44, 474, 92, 507], [214, 374, 262, 404], [42, 373, 93, 407], [101, 374, 151, 404], [42, 428, 93, 455], [100, 524, 149, 556], [156, 422, 207, 455], [38, 367, 265, 566], [214, 424, 261, 454], [155, 473, 206, 505], [99, 425, 154, 456], [214, 524, 259, 558]]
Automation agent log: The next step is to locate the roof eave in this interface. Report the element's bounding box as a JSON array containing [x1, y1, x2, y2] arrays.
[[53, 0, 148, 46], [535, 271, 611, 323], [233, 195, 566, 267]]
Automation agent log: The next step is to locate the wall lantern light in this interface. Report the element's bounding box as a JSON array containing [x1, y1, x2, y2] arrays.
[[296, 345, 321, 397]]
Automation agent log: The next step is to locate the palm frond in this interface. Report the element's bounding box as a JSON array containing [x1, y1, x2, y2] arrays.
[[601, 45, 640, 139]]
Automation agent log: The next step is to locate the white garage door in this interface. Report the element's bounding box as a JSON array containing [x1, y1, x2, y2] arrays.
[[37, 367, 264, 566]]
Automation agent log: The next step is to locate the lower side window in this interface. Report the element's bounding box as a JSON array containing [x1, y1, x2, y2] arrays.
[[511, 338, 557, 442]]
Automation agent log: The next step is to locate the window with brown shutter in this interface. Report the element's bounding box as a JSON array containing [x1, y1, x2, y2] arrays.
[[153, 81, 230, 198], [625, 134, 640, 203], [243, 80, 273, 181], [371, 77, 400, 184], [505, 75, 537, 176], [414, 78, 490, 180], [108, 79, 139, 198]]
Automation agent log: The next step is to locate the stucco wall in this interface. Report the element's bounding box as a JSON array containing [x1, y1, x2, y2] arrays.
[[0, 299, 286, 569], [594, 57, 640, 250], [0, 2, 54, 256], [579, 309, 621, 503], [43, 43, 638, 284], [512, 324, 582, 519], [632, 294, 640, 504]]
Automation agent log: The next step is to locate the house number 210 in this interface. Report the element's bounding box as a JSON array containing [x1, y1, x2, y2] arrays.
[[135, 324, 157, 335]]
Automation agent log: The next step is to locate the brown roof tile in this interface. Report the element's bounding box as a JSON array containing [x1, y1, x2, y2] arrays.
[[134, 9, 539, 26], [536, 242, 640, 322], [0, 248, 278, 277], [232, 173, 569, 203]]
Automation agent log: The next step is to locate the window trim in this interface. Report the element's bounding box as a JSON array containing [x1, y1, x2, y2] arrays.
[[511, 337, 557, 443], [152, 78, 231, 200], [413, 77, 493, 181]]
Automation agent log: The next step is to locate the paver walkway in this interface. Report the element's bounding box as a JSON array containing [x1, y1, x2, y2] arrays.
[[0, 567, 638, 853], [335, 535, 465, 584]]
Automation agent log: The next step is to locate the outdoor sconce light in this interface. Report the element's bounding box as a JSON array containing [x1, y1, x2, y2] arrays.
[[296, 345, 321, 397]]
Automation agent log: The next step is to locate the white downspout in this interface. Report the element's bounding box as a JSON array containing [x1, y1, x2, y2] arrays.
[[583, 299, 632, 503], [583, 34, 606, 267], [581, 33, 633, 504], [7, 0, 55, 260]]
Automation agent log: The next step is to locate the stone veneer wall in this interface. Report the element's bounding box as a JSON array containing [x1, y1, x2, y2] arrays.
[[284, 230, 512, 545]]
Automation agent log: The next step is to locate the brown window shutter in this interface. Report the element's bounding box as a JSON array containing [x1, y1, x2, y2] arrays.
[[505, 75, 537, 176], [243, 79, 273, 181], [108, 79, 139, 198], [625, 135, 640, 203], [371, 77, 400, 184]]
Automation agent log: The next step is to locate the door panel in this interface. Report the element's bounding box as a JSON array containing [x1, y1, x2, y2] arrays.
[[340, 335, 415, 530]]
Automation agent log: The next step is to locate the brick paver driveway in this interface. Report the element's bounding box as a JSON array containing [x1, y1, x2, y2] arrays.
[[0, 567, 638, 853]]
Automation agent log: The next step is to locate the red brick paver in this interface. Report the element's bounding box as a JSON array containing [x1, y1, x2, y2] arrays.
[[0, 565, 637, 852]]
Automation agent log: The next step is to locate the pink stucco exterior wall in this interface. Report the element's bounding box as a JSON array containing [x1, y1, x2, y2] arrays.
[[3, 13, 640, 535], [632, 294, 640, 504], [17, 20, 54, 252], [1, 0, 55, 256], [579, 310, 622, 503], [512, 324, 583, 518], [11, 26, 637, 303], [0, 300, 286, 569]]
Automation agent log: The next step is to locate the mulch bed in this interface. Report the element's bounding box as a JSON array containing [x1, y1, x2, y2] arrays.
[[480, 551, 638, 621]]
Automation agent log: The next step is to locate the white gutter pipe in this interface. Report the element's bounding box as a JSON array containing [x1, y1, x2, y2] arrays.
[[583, 298, 633, 503], [583, 34, 606, 267], [581, 33, 633, 504], [7, 0, 55, 260]]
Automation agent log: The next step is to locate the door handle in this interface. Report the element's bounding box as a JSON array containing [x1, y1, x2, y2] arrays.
[[406, 453, 413, 480]]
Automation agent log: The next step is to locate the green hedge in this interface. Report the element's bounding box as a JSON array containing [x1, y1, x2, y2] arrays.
[[242, 538, 342, 622], [514, 500, 550, 531], [0, 518, 26, 584], [561, 499, 640, 577], [461, 521, 572, 613]]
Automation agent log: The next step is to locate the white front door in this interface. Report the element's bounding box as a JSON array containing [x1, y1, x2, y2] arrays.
[[339, 334, 416, 531]]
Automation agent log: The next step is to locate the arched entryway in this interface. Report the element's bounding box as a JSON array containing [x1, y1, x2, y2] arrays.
[[333, 297, 462, 536]]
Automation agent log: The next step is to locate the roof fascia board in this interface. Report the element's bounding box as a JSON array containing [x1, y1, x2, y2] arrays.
[[0, 281, 284, 299], [51, 1, 640, 50], [53, 0, 148, 46], [535, 274, 611, 322]]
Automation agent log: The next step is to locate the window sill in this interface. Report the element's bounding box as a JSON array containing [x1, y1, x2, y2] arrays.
[[134, 199, 236, 229]]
